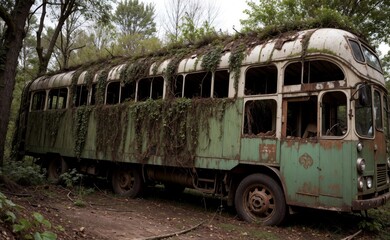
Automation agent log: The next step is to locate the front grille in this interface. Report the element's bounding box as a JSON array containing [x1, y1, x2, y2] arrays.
[[376, 164, 387, 187]]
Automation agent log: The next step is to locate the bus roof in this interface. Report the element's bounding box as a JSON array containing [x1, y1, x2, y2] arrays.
[[29, 28, 383, 91]]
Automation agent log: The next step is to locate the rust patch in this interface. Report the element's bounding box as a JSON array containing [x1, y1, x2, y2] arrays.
[[299, 153, 313, 169], [259, 144, 276, 163], [319, 140, 343, 150]]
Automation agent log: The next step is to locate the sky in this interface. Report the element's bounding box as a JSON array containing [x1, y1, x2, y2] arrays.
[[142, 0, 249, 35]]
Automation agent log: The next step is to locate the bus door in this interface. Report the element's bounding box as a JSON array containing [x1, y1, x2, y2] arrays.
[[280, 96, 320, 206]]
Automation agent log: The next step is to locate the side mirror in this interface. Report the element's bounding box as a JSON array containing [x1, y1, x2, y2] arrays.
[[358, 85, 371, 106]]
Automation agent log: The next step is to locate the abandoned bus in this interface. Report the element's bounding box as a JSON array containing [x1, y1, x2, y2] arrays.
[[16, 28, 390, 225]]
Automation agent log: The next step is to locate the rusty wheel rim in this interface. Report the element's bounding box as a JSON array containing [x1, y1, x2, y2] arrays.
[[116, 171, 134, 193], [244, 185, 275, 221]]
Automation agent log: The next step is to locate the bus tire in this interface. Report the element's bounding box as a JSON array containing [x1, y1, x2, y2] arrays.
[[234, 173, 286, 226], [47, 156, 68, 184], [112, 168, 144, 198]]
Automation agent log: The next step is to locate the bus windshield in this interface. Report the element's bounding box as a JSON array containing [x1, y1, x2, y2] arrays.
[[355, 85, 373, 137]]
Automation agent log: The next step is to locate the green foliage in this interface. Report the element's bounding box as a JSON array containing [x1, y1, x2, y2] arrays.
[[178, 14, 218, 45], [241, 0, 390, 47], [201, 46, 223, 72], [60, 168, 83, 188], [73, 106, 92, 158], [2, 159, 46, 186], [358, 218, 383, 232], [113, 0, 156, 37], [229, 44, 246, 96], [0, 192, 56, 240]]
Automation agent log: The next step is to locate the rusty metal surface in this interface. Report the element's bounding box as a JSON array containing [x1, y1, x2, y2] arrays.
[[352, 191, 390, 210]]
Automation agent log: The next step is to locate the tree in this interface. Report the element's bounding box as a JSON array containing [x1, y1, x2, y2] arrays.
[[163, 0, 220, 43], [113, 0, 156, 37], [35, 0, 112, 75], [241, 0, 390, 47], [0, 0, 35, 166]]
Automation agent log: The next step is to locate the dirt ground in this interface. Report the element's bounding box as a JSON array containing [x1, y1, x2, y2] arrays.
[[1, 182, 389, 240]]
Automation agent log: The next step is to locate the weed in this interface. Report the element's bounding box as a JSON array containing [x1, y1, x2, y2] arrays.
[[0, 192, 57, 239], [2, 159, 46, 186], [60, 168, 83, 188]]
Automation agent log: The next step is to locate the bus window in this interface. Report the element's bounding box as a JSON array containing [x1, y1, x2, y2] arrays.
[[245, 65, 277, 95], [303, 60, 344, 83], [284, 96, 317, 138], [213, 70, 229, 98], [31, 91, 46, 111], [355, 85, 373, 137], [120, 81, 136, 102], [374, 90, 383, 130], [137, 78, 151, 101], [184, 72, 211, 98], [321, 92, 347, 136], [284, 62, 302, 85], [284, 60, 344, 86], [349, 40, 364, 62], [362, 46, 382, 71], [172, 75, 184, 97], [106, 81, 120, 104], [243, 99, 276, 137], [75, 85, 88, 107], [151, 77, 164, 100], [48, 88, 68, 109], [383, 95, 389, 138]]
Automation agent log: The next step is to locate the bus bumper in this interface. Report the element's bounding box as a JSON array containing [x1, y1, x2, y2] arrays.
[[352, 191, 390, 210]]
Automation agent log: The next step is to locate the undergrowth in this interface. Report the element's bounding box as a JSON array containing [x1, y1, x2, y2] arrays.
[[0, 192, 57, 239]]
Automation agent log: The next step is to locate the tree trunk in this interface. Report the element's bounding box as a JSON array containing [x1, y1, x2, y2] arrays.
[[0, 0, 34, 166]]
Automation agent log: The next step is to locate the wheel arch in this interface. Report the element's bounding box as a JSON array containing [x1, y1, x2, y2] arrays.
[[230, 164, 287, 199]]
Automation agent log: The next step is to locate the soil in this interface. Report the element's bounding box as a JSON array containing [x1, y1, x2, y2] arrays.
[[1, 181, 388, 240]]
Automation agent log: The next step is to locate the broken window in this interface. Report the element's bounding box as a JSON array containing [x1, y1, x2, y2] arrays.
[[213, 70, 229, 98], [120, 81, 136, 102], [75, 85, 88, 107], [321, 92, 347, 136], [243, 99, 276, 136], [48, 88, 68, 109], [151, 77, 164, 100], [245, 65, 277, 95], [284, 60, 345, 85], [31, 91, 46, 111], [284, 96, 317, 138], [106, 81, 120, 104], [137, 77, 164, 101], [137, 78, 151, 101], [184, 72, 211, 98], [172, 75, 184, 97]]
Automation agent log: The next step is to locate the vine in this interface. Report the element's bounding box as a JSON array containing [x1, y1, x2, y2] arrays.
[[228, 43, 246, 97], [95, 104, 129, 160], [201, 46, 223, 72], [73, 106, 92, 158], [44, 110, 66, 146], [96, 69, 109, 105]]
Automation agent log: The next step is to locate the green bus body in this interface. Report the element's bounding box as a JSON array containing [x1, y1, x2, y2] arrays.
[[17, 28, 390, 225]]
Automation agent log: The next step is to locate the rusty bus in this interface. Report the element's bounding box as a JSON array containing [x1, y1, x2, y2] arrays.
[[15, 28, 390, 225]]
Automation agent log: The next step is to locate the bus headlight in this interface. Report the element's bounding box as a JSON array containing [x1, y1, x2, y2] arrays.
[[357, 142, 363, 152], [358, 177, 364, 191], [387, 157, 390, 169], [357, 158, 366, 173], [366, 177, 373, 189]]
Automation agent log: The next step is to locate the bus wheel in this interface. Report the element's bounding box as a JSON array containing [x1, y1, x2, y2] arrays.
[[112, 168, 144, 198], [235, 173, 286, 226], [47, 156, 68, 183]]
